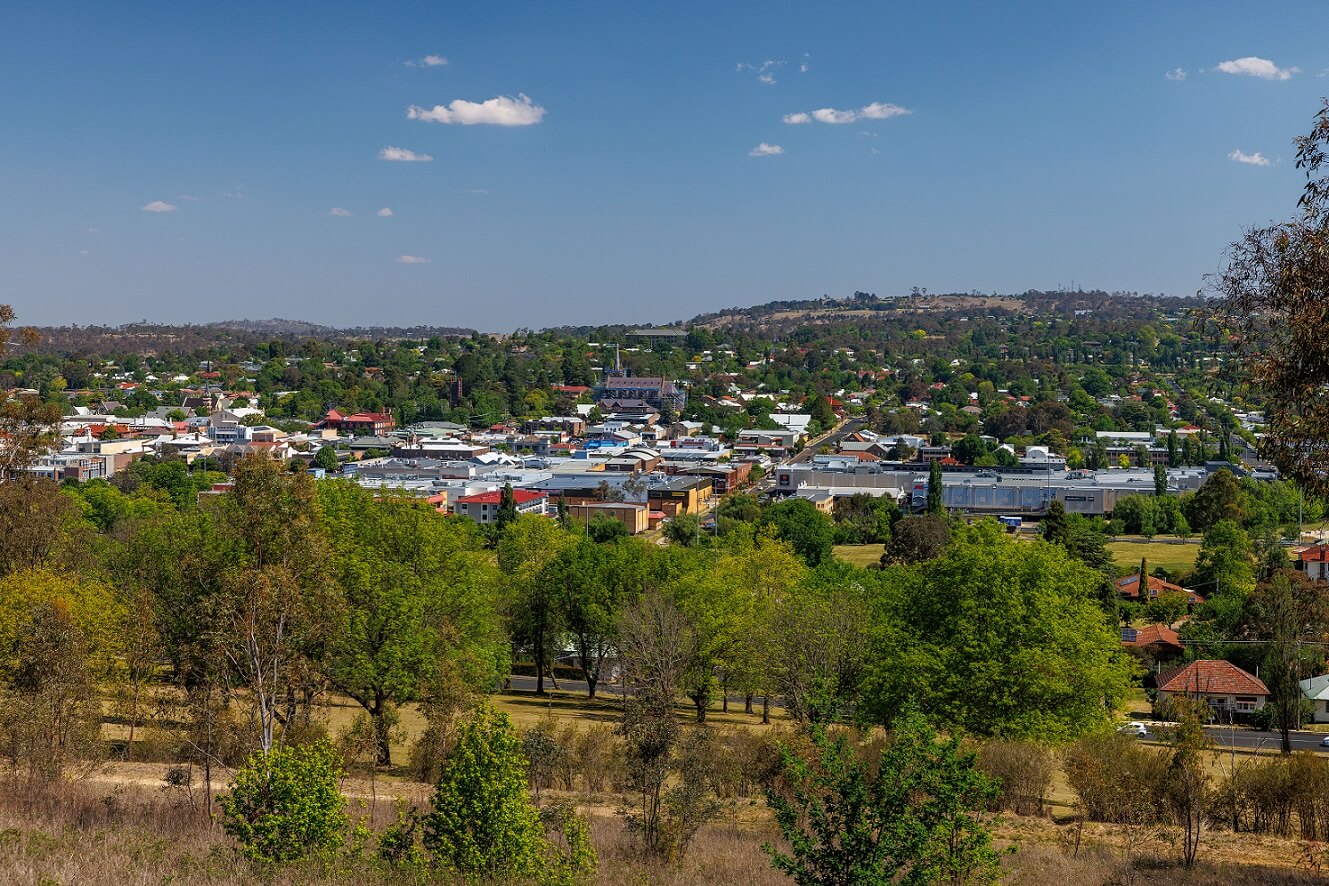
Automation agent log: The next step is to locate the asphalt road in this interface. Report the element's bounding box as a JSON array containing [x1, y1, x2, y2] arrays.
[[1134, 725, 1329, 753]]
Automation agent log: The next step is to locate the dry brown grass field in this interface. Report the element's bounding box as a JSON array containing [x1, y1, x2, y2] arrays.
[[27, 687, 1329, 884]]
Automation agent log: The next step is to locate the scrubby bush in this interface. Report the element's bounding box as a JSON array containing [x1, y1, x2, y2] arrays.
[[977, 738, 1055, 816], [219, 739, 348, 864], [1063, 732, 1168, 823], [424, 705, 546, 879]]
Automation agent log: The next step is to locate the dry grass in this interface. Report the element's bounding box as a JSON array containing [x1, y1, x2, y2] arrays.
[[832, 543, 886, 567], [0, 775, 1324, 885], [1108, 538, 1200, 575]]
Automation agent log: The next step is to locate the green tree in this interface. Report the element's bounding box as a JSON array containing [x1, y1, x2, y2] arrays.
[[869, 522, 1133, 740], [424, 705, 546, 879], [499, 515, 570, 694], [312, 444, 339, 472], [761, 498, 835, 566], [495, 483, 519, 533], [319, 483, 503, 766], [764, 707, 1003, 886], [220, 739, 348, 864], [1183, 469, 1245, 533], [1154, 463, 1168, 497], [1190, 520, 1256, 632], [926, 459, 944, 515]]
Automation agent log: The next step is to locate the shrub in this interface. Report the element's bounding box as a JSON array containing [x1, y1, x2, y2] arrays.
[[219, 740, 348, 863], [1063, 732, 1168, 823], [976, 738, 1055, 816], [424, 705, 546, 879]]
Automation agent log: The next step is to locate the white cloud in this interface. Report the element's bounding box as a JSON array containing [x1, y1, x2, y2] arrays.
[[330, 207, 353, 217], [79, 249, 91, 256], [1166, 67, 1187, 81], [395, 254, 431, 264], [737, 59, 784, 85], [142, 200, 177, 212], [799, 54, 811, 73], [858, 102, 910, 120], [1229, 149, 1270, 167], [376, 207, 393, 217], [789, 102, 913, 125], [749, 142, 785, 157], [378, 146, 434, 162], [405, 54, 448, 67], [1215, 56, 1298, 80], [407, 94, 545, 126], [812, 107, 858, 124]]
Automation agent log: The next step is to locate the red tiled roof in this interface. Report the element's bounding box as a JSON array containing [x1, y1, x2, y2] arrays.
[[1157, 660, 1268, 696], [1300, 545, 1329, 563], [1116, 574, 1205, 604], [456, 489, 547, 505], [1123, 624, 1183, 649]]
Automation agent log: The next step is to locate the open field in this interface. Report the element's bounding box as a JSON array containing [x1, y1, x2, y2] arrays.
[[832, 543, 886, 567], [1108, 537, 1200, 575]]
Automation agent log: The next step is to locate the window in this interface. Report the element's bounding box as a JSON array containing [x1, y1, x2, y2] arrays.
[[1234, 696, 1258, 712]]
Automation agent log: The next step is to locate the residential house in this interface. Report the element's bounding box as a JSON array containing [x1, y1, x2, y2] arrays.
[[1297, 545, 1329, 582], [1300, 674, 1329, 723], [1156, 659, 1269, 718], [567, 502, 649, 535], [1121, 624, 1185, 665], [1116, 574, 1205, 606]]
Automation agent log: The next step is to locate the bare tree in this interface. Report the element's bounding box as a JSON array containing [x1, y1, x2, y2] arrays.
[[616, 589, 697, 854]]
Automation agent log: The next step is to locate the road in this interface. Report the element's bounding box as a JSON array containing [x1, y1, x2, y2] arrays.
[[756, 417, 864, 495], [1134, 725, 1329, 753]]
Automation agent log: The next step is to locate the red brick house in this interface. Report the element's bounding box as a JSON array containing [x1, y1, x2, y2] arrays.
[[317, 408, 396, 436]]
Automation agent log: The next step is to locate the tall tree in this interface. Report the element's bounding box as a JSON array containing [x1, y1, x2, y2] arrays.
[[926, 458, 944, 515], [498, 514, 569, 694], [1213, 100, 1329, 496]]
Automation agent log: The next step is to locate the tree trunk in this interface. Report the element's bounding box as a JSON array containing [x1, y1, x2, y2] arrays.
[[722, 678, 729, 713], [762, 693, 770, 724], [373, 698, 393, 767], [534, 621, 545, 694], [692, 694, 707, 722], [744, 693, 753, 714]]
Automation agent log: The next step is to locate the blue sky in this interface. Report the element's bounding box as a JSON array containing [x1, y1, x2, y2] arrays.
[[2, 1, 1327, 330]]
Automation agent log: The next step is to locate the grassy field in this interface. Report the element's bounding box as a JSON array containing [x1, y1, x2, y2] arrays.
[[1107, 538, 1199, 575], [832, 543, 885, 567]]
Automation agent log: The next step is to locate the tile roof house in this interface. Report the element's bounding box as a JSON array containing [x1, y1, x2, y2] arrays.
[[1156, 660, 1269, 716], [1121, 624, 1185, 659], [1117, 574, 1205, 606], [1297, 545, 1329, 582]]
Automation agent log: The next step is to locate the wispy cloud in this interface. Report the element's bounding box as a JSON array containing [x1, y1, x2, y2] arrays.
[[799, 54, 811, 74], [737, 59, 784, 85], [407, 94, 545, 126], [749, 143, 785, 157], [376, 207, 394, 217], [465, 188, 489, 195], [786, 102, 911, 125], [405, 54, 448, 68], [1229, 149, 1270, 167], [378, 146, 434, 162], [395, 254, 431, 264], [1215, 56, 1298, 80], [142, 200, 177, 212], [176, 194, 200, 201], [1165, 68, 1187, 81], [330, 207, 353, 217]]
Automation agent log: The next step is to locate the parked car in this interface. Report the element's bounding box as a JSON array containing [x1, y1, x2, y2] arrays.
[[1118, 721, 1148, 737], [1320, 734, 1329, 748]]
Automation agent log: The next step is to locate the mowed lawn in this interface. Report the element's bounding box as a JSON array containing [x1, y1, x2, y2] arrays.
[[1107, 538, 1199, 575], [832, 544, 885, 567]]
